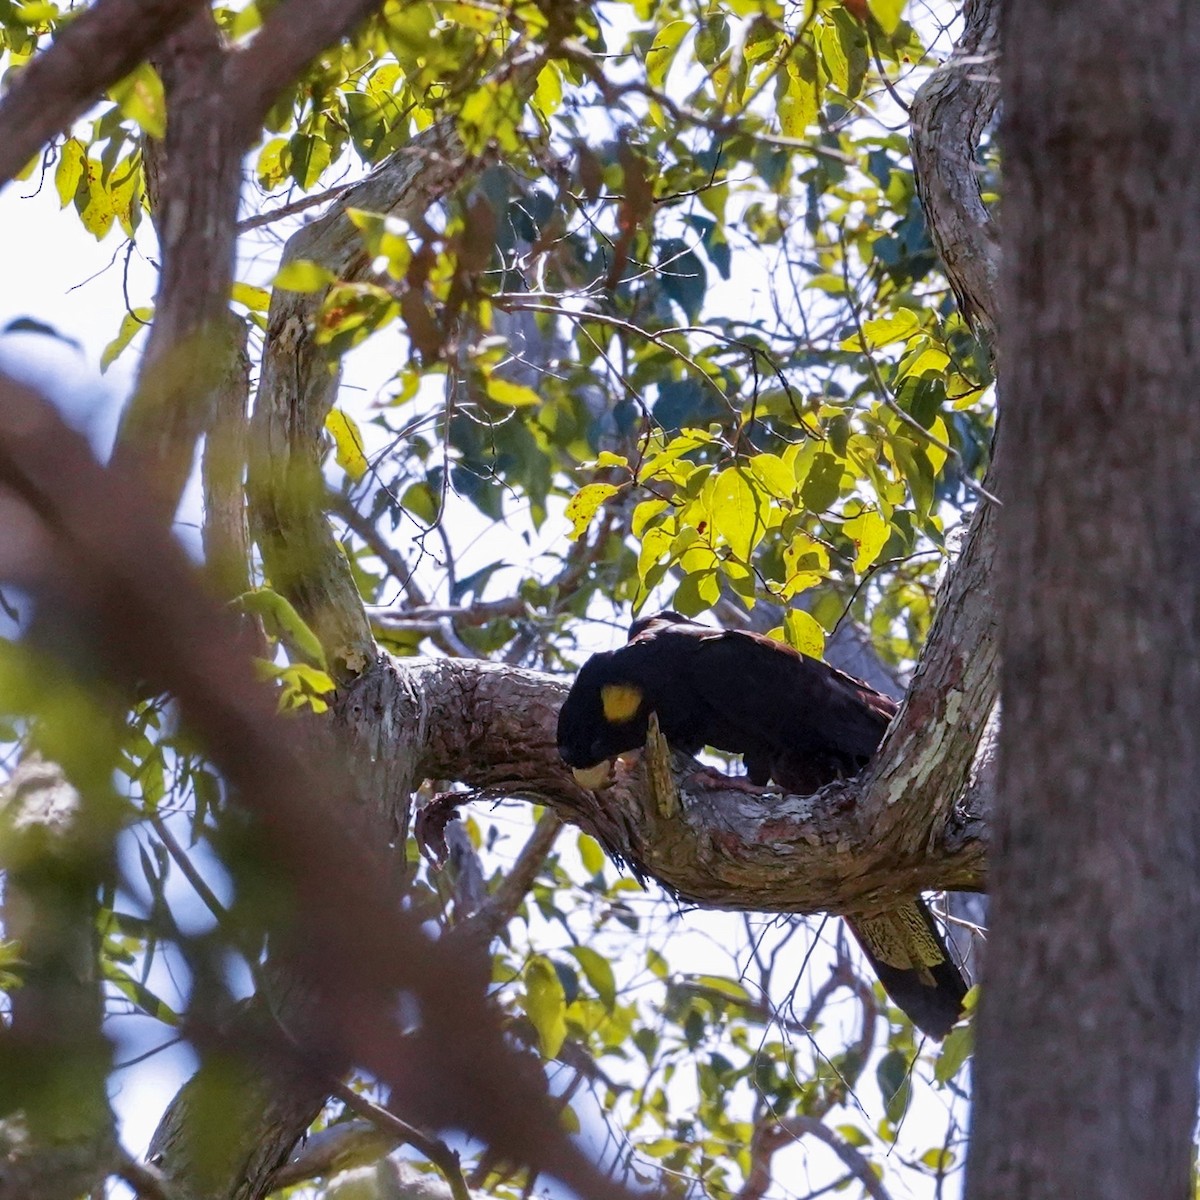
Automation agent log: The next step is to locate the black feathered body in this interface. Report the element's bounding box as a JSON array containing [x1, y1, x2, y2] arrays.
[[556, 611, 968, 1039], [558, 611, 897, 793]]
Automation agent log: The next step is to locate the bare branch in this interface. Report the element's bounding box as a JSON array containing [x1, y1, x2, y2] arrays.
[[453, 811, 563, 945], [111, 8, 240, 520], [0, 372, 640, 1200], [0, 0, 209, 187], [778, 1117, 894, 1200]]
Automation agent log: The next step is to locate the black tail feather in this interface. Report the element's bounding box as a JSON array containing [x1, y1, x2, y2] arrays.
[[848, 900, 969, 1039]]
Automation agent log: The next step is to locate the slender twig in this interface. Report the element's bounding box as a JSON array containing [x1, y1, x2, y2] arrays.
[[454, 811, 563, 944], [327, 1078, 473, 1200]]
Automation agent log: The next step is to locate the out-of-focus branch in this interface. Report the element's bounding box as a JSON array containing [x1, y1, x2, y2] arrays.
[[114, 1, 386, 524], [224, 0, 386, 145], [201, 315, 254, 599], [0, 758, 119, 1200], [779, 1117, 894, 1200], [0, 0, 209, 187], [111, 8, 241, 522], [0, 372, 639, 1200], [266, 1120, 397, 1192]]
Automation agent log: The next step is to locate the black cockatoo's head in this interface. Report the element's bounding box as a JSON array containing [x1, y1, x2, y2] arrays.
[[556, 649, 650, 787]]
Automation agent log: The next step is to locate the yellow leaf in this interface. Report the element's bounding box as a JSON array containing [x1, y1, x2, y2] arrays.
[[646, 20, 690, 90], [844, 308, 921, 351], [709, 466, 762, 561], [524, 957, 567, 1058], [108, 63, 166, 139], [843, 509, 891, 572], [232, 282, 272, 312], [325, 409, 368, 482], [534, 62, 562, 117], [565, 482, 618, 541], [274, 259, 335, 292], [54, 137, 85, 208], [485, 376, 541, 407], [100, 307, 153, 373], [780, 609, 826, 659]]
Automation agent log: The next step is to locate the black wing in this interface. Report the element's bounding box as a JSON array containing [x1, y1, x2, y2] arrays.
[[643, 623, 895, 791]]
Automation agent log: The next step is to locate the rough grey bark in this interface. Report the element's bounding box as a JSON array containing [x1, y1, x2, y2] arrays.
[[966, 4, 1200, 1198], [387, 655, 988, 913], [909, 0, 1000, 343]]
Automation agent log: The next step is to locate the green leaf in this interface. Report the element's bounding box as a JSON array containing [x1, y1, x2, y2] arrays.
[[565, 482, 619, 541], [524, 956, 567, 1058], [288, 133, 332, 190], [781, 609, 825, 658], [104, 963, 178, 1024], [325, 408, 369, 482], [778, 49, 819, 137], [108, 63, 166, 138], [234, 589, 328, 669], [847, 308, 921, 351], [836, 1123, 871, 1148], [646, 19, 690, 90], [871, 0, 907, 34], [54, 137, 85, 208], [486, 376, 541, 407], [709, 466, 761, 560], [577, 833, 605, 876], [100, 308, 152, 373], [842, 509, 890, 572], [876, 1047, 911, 1123], [800, 451, 844, 512], [691, 974, 751, 1002], [78, 158, 115, 238], [533, 62, 563, 117], [274, 259, 335, 292], [748, 453, 796, 500], [569, 945, 616, 1012], [935, 1022, 973, 1084]]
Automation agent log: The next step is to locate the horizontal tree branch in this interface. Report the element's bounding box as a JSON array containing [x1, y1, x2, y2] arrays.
[[348, 655, 987, 920]]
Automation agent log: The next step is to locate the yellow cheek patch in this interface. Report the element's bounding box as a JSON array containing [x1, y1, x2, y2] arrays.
[[601, 683, 643, 723]]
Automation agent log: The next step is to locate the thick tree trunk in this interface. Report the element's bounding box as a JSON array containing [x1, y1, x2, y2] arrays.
[[967, 4, 1200, 1197]]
